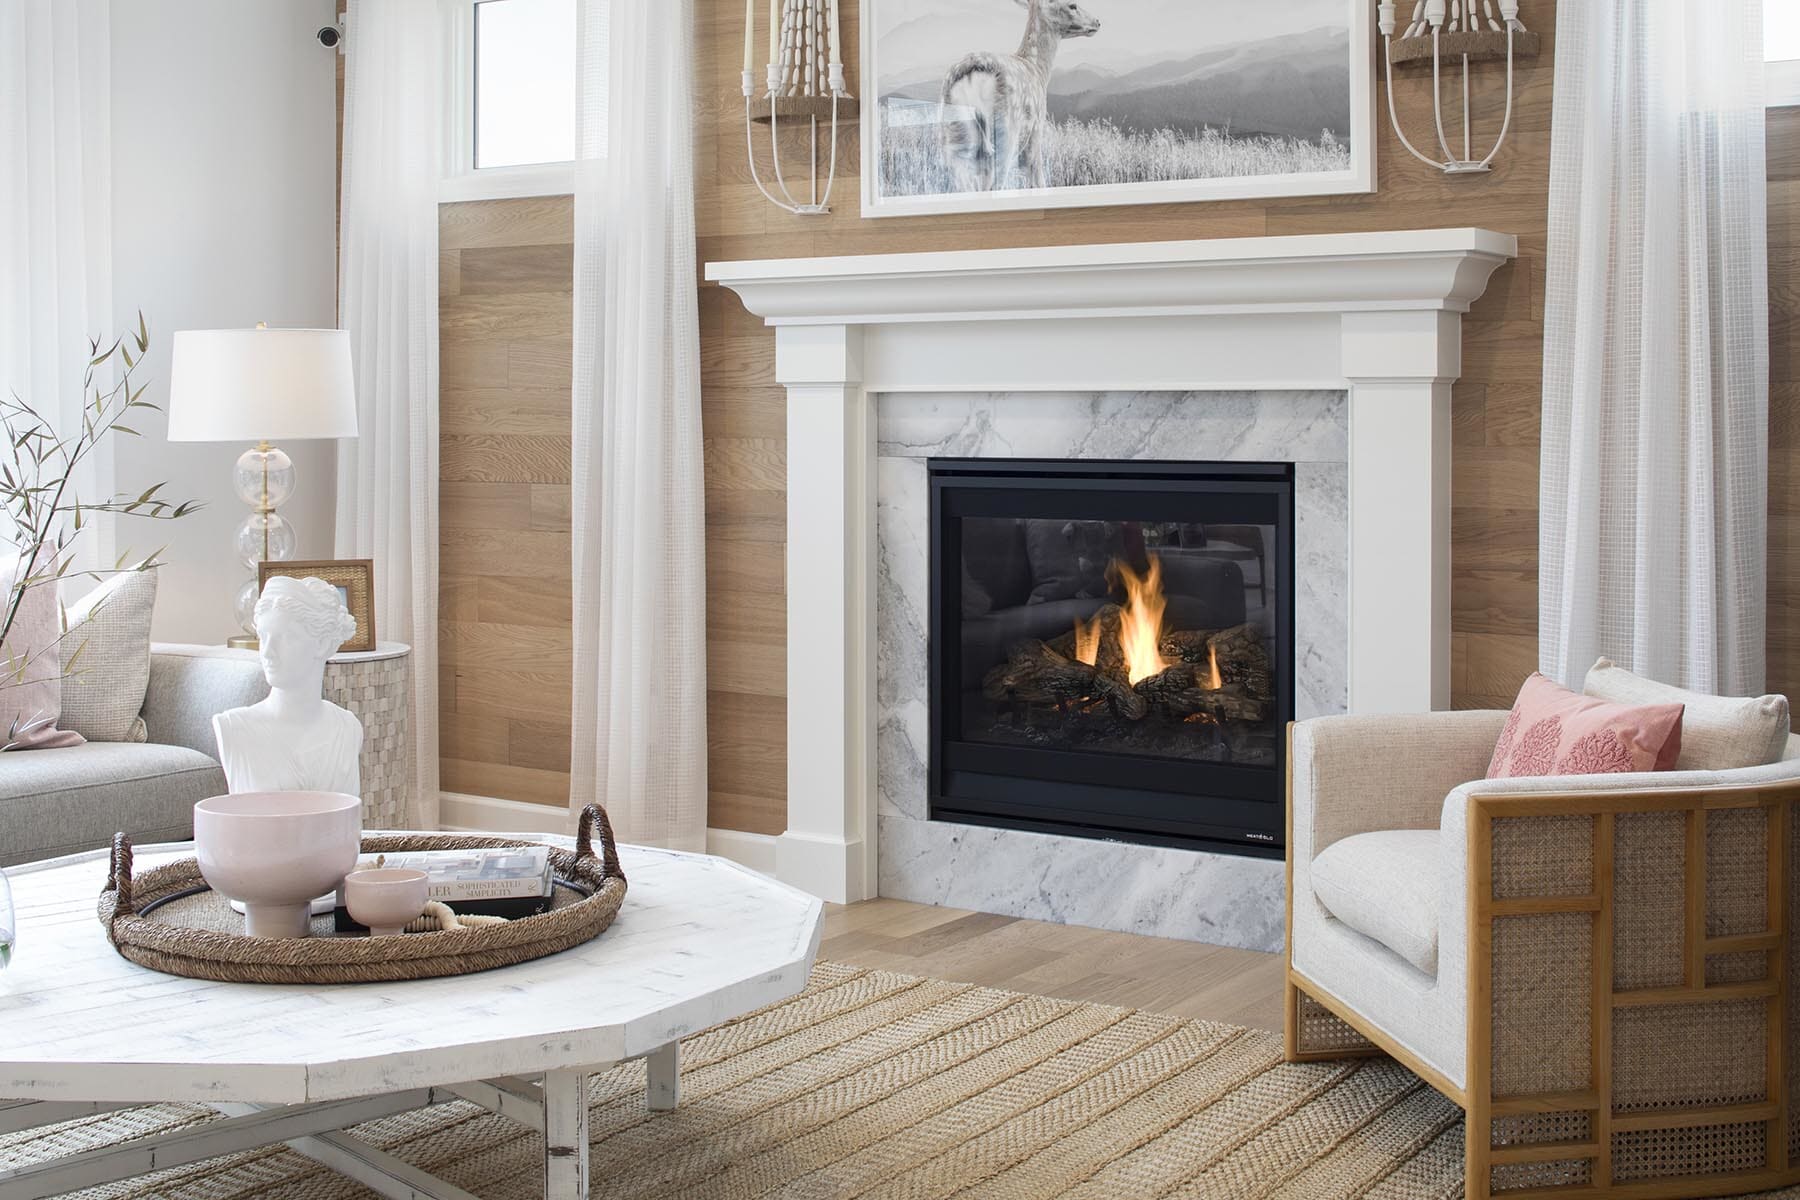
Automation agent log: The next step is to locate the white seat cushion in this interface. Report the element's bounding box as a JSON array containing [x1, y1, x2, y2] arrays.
[[1310, 829, 1441, 975]]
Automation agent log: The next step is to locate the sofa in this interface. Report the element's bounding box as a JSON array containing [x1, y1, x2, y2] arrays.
[[0, 647, 268, 866], [1286, 708, 1800, 1199]]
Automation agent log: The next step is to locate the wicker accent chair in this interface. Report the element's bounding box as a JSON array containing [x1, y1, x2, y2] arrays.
[[1285, 710, 1800, 1200]]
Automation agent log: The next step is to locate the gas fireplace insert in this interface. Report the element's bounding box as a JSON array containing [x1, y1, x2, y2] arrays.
[[929, 459, 1295, 857]]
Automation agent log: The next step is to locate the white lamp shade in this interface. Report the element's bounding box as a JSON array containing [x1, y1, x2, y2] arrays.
[[168, 327, 358, 443]]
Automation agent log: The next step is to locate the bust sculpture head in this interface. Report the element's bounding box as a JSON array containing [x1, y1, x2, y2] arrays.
[[254, 576, 357, 694], [211, 575, 364, 797]]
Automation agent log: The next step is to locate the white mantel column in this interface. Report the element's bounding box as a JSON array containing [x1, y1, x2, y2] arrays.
[[773, 324, 877, 903], [1341, 310, 1460, 713]]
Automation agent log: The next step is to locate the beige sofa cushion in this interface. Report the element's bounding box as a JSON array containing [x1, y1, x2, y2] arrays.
[[1310, 829, 1441, 975], [1583, 657, 1789, 770], [59, 568, 157, 743]]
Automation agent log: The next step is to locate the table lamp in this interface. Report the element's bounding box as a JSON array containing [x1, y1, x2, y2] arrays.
[[169, 325, 357, 647]]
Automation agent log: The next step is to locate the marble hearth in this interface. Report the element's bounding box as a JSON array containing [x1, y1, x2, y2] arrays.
[[707, 230, 1516, 947]]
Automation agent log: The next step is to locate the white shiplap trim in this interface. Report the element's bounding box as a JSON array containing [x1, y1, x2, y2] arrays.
[[441, 793, 782, 877], [704, 827, 780, 876], [439, 792, 574, 836]]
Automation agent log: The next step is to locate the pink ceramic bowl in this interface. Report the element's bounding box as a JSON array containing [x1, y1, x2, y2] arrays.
[[194, 791, 362, 938], [343, 868, 430, 936]]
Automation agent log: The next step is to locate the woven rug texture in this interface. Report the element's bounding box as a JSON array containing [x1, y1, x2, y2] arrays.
[[5, 960, 1798, 1199]]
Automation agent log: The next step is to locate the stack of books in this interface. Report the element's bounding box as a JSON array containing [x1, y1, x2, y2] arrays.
[[333, 846, 555, 933]]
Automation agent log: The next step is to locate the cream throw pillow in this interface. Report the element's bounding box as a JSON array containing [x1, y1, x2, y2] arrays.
[[1311, 829, 1441, 975], [58, 568, 158, 743], [1582, 657, 1789, 771]]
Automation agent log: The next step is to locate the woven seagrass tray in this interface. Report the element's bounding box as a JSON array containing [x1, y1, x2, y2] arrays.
[[97, 803, 627, 985]]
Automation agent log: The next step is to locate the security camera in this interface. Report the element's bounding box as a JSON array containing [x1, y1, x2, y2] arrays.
[[316, 24, 341, 48]]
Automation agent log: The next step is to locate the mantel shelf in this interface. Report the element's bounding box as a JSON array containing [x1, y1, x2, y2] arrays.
[[706, 227, 1518, 326]]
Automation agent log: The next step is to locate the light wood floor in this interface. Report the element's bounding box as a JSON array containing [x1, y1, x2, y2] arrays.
[[819, 898, 1286, 1033]]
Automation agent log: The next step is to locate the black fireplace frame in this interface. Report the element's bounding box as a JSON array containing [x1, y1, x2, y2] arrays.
[[928, 458, 1295, 858]]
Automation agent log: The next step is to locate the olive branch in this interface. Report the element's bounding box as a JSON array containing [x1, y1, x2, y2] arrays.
[[3, 315, 202, 746]]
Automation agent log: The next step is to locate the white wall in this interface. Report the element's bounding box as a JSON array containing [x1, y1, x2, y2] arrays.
[[109, 0, 340, 643]]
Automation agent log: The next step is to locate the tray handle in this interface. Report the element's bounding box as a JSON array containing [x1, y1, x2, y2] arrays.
[[575, 802, 625, 882], [104, 832, 135, 921]]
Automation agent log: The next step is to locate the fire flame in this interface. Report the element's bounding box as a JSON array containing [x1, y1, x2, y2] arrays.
[[1206, 642, 1223, 690], [1072, 619, 1099, 667], [1115, 557, 1171, 684], [1071, 555, 1172, 685]]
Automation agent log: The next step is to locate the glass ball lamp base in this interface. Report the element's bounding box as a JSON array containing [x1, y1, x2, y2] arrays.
[[231, 441, 300, 646]]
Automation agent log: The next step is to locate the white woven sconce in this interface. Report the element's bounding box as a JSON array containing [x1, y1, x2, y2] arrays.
[[1378, 0, 1540, 174], [742, 0, 854, 215]]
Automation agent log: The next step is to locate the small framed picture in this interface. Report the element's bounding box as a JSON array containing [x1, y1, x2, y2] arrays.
[[258, 559, 376, 653]]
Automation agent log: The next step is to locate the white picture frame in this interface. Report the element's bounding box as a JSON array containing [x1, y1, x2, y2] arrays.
[[860, 0, 1377, 219]]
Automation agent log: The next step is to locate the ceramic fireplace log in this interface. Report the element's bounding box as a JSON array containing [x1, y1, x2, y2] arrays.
[[1206, 624, 1274, 701], [1132, 666, 1269, 723], [1157, 629, 1217, 663], [1158, 626, 1273, 700], [1087, 606, 1151, 719], [981, 640, 1098, 710]]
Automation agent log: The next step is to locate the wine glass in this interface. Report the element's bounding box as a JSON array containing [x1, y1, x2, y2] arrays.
[[0, 868, 12, 968]]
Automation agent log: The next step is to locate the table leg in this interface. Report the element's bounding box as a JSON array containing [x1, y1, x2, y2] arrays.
[[645, 1042, 679, 1111], [541, 1069, 589, 1200]]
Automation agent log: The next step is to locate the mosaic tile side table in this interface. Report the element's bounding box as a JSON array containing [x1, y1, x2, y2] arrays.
[[325, 641, 413, 829]]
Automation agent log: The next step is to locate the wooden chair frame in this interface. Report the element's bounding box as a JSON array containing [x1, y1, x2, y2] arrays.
[[1285, 743, 1800, 1200]]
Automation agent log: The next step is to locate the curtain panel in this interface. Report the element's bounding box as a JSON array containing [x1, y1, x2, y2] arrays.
[[569, 0, 709, 849], [1539, 0, 1769, 694], [0, 0, 114, 563], [336, 0, 444, 828]]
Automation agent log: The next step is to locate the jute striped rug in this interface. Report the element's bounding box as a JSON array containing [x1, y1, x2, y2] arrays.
[[6, 959, 1773, 1200]]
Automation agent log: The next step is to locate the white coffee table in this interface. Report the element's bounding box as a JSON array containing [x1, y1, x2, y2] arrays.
[[0, 836, 822, 1200]]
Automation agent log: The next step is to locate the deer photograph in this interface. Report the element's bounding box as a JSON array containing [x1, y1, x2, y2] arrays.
[[864, 0, 1374, 217]]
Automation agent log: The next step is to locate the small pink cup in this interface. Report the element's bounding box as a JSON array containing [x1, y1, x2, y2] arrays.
[[344, 868, 430, 936]]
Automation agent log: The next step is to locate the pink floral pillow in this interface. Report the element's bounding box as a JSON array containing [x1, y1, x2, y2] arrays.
[[1488, 673, 1683, 779]]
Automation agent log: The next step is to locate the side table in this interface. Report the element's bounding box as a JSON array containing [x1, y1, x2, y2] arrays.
[[325, 641, 413, 829]]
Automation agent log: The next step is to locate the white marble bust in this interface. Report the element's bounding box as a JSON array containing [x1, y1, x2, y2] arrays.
[[213, 576, 363, 796]]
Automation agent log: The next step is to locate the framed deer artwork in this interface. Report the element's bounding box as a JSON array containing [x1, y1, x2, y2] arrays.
[[861, 0, 1376, 218]]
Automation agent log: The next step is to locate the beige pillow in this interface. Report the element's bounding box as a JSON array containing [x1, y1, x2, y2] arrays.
[[58, 568, 158, 743], [1583, 657, 1789, 771]]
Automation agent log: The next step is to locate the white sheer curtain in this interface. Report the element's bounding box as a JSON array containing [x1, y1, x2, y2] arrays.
[[1540, 0, 1769, 694], [569, 0, 708, 849], [0, 0, 113, 562], [337, 0, 443, 828]]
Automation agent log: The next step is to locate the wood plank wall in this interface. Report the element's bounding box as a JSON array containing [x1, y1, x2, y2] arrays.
[[437, 198, 578, 807], [426, 8, 1800, 829], [1772, 105, 1800, 699], [693, 0, 1558, 834]]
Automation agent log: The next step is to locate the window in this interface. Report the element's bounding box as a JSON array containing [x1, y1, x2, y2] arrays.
[[1772, 3, 1800, 109], [444, 0, 577, 201]]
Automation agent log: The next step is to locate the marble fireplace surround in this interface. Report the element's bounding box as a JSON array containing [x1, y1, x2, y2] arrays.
[[707, 229, 1517, 929]]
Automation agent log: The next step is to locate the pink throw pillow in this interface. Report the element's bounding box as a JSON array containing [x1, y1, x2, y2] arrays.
[[1488, 672, 1682, 779], [1, 549, 84, 751]]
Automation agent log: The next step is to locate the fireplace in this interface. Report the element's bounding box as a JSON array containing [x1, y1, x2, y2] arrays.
[[709, 229, 1515, 913], [929, 458, 1294, 857]]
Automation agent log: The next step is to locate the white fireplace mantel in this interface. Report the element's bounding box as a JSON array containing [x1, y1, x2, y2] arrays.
[[707, 228, 1517, 904]]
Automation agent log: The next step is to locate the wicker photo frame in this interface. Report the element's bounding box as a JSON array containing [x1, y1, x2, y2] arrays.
[[258, 558, 376, 652]]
